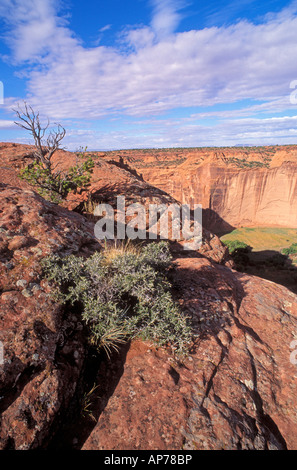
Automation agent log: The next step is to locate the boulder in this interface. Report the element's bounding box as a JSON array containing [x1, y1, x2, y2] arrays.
[[0, 183, 100, 449], [83, 257, 297, 450]]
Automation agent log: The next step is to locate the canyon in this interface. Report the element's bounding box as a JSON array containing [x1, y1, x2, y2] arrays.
[[0, 142, 297, 450], [99, 146, 297, 233]]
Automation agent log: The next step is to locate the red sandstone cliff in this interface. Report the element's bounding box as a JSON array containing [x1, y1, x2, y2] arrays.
[[1, 143, 297, 450], [101, 146, 297, 232]]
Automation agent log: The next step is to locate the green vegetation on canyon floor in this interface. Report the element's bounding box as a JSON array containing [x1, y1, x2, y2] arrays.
[[221, 227, 297, 252], [221, 227, 297, 294]]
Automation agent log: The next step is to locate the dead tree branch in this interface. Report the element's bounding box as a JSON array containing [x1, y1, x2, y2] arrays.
[[14, 101, 66, 171]]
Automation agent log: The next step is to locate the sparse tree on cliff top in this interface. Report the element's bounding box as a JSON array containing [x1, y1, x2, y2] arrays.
[[14, 102, 94, 202], [14, 101, 66, 171]]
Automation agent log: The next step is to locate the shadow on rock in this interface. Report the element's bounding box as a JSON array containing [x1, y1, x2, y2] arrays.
[[232, 249, 297, 295], [47, 341, 131, 450]]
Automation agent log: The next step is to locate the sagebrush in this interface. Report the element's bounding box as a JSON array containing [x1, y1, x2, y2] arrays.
[[42, 241, 192, 356]]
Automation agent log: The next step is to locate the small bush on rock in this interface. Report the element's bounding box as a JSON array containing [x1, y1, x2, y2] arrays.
[[42, 241, 192, 357], [224, 239, 252, 267], [14, 102, 94, 202], [282, 243, 297, 256], [20, 156, 94, 202]]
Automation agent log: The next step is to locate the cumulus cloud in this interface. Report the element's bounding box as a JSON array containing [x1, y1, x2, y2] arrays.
[[0, 0, 77, 63], [1, 0, 297, 147], [24, 9, 297, 120], [150, 0, 185, 38], [0, 120, 15, 129]]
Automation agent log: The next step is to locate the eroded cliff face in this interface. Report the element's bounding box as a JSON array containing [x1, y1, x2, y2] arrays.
[[168, 161, 297, 232], [1, 142, 297, 450], [205, 162, 297, 231], [101, 146, 297, 232]]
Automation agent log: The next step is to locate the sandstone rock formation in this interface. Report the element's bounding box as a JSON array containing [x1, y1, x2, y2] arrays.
[[83, 258, 297, 450], [101, 146, 297, 232], [0, 143, 231, 449], [1, 142, 297, 450], [0, 143, 232, 265], [0, 183, 100, 449]]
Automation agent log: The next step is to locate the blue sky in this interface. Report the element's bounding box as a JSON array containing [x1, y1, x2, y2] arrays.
[[1, 0, 297, 149]]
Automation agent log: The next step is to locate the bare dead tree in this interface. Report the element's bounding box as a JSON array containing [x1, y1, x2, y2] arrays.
[[13, 102, 94, 201], [14, 101, 66, 171]]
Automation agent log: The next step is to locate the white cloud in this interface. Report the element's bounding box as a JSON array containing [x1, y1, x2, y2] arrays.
[[24, 11, 297, 120], [124, 27, 155, 51], [133, 114, 297, 148], [1, 0, 84, 68], [99, 24, 112, 33], [51, 113, 297, 150], [0, 120, 15, 129], [1, 0, 297, 148], [150, 0, 185, 39]]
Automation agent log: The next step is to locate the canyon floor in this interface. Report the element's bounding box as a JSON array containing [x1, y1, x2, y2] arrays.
[[1, 143, 297, 450], [220, 227, 297, 295]]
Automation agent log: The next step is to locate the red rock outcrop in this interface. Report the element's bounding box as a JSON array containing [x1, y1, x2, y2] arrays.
[[0, 183, 100, 449], [83, 257, 297, 450], [0, 142, 232, 265], [0, 143, 232, 449], [1, 142, 297, 451]]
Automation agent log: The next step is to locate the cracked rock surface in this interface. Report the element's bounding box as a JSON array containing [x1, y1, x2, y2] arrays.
[[1, 143, 297, 450], [83, 258, 297, 450], [0, 183, 100, 449]]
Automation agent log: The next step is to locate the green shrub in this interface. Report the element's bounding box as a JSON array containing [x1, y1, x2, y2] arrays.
[[224, 240, 251, 267], [20, 155, 94, 202], [42, 241, 192, 357], [14, 102, 95, 203], [282, 243, 297, 256], [224, 240, 251, 255]]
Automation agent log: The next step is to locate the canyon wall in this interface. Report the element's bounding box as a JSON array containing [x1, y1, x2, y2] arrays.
[[2, 143, 297, 449], [154, 161, 297, 232], [103, 146, 297, 232]]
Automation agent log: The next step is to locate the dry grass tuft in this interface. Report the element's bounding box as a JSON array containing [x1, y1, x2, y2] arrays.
[[101, 239, 142, 266]]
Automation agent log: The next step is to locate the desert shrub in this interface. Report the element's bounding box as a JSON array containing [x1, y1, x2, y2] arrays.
[[42, 241, 191, 357], [224, 240, 251, 267], [227, 157, 269, 169], [224, 240, 241, 254], [224, 240, 251, 255], [14, 103, 95, 202], [20, 155, 94, 202], [265, 253, 287, 267], [282, 243, 297, 256]]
